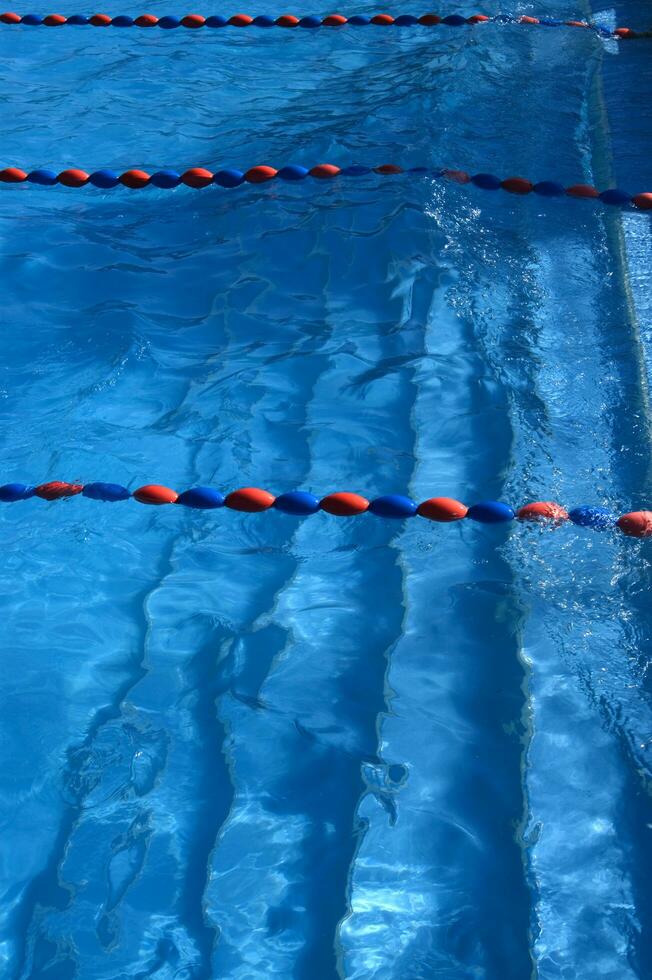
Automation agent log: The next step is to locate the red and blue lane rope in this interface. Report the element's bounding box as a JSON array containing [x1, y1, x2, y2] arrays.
[[1, 164, 651, 210], [0, 11, 646, 37], [1, 482, 651, 538]]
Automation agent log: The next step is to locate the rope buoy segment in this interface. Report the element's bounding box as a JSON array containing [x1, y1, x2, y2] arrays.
[[1, 165, 651, 210], [1, 482, 651, 538], [0, 11, 646, 37]]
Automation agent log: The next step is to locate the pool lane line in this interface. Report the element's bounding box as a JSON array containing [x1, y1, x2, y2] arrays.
[[1, 483, 651, 537], [0, 11, 647, 36], [1, 165, 651, 209]]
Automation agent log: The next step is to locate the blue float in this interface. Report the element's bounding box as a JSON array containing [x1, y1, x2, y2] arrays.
[[277, 165, 309, 181], [466, 501, 515, 523], [214, 169, 245, 188], [274, 491, 320, 515], [90, 169, 121, 188], [472, 173, 502, 190], [176, 487, 225, 509], [568, 505, 617, 529], [369, 494, 418, 519], [149, 170, 181, 188], [0, 483, 34, 501], [26, 168, 57, 185], [82, 482, 131, 502], [534, 181, 565, 196], [341, 165, 372, 176], [599, 188, 632, 206]]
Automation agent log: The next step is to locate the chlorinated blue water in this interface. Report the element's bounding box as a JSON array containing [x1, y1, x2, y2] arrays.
[[1, 3, 652, 977]]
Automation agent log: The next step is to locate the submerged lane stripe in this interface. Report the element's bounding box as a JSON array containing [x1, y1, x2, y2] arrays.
[[1, 482, 651, 537], [1, 165, 651, 210], [0, 11, 647, 36]]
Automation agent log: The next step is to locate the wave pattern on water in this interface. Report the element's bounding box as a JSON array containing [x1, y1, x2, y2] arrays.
[[0, 2, 651, 978]]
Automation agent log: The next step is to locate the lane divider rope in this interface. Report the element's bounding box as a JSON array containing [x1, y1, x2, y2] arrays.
[[2, 482, 651, 537], [1, 164, 651, 210], [0, 11, 646, 37]]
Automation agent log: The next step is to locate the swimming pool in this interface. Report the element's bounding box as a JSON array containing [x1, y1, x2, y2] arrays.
[[1, 2, 651, 976]]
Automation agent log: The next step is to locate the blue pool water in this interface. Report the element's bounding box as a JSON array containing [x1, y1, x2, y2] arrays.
[[1, 2, 652, 977]]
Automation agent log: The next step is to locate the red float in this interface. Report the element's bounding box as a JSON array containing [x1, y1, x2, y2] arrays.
[[444, 169, 471, 184], [228, 13, 253, 25], [566, 184, 599, 199], [502, 177, 534, 195], [225, 488, 276, 511], [89, 13, 112, 25], [133, 484, 178, 505], [135, 13, 158, 25], [375, 164, 403, 174], [617, 512, 652, 538], [417, 497, 468, 522], [43, 14, 66, 25], [310, 164, 341, 179], [276, 14, 299, 26], [34, 481, 84, 500], [58, 169, 90, 186], [371, 14, 394, 25], [120, 169, 150, 188], [517, 502, 569, 522], [181, 167, 213, 188], [418, 14, 441, 25], [632, 193, 652, 211], [467, 14, 489, 22], [181, 13, 205, 27], [244, 166, 278, 183], [520, 15, 539, 23], [0, 168, 27, 182], [0, 11, 21, 22], [322, 14, 347, 25], [320, 492, 370, 516]]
